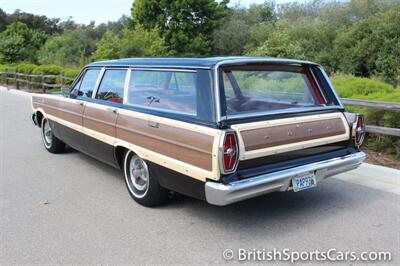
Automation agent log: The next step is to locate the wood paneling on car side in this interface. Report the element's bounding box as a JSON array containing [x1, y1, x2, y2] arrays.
[[31, 94, 220, 181], [116, 113, 214, 171]]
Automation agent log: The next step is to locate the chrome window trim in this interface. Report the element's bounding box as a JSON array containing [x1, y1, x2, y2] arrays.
[[317, 66, 345, 108], [130, 67, 197, 73], [213, 66, 222, 123], [309, 66, 328, 104], [129, 65, 210, 70], [91, 67, 106, 98], [220, 106, 344, 121], [68, 69, 86, 93], [123, 103, 197, 117], [92, 67, 128, 100], [90, 64, 210, 70], [123, 68, 131, 104], [214, 60, 344, 122]]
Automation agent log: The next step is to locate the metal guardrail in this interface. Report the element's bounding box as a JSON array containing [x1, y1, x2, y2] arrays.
[[341, 98, 400, 137], [0, 70, 75, 92]]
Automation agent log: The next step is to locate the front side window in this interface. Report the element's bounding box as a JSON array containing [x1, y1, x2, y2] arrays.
[[95, 69, 127, 103], [127, 70, 197, 116], [76, 69, 101, 98], [222, 65, 326, 115]]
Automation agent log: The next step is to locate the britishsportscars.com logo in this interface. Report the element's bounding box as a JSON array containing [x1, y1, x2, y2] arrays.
[[222, 248, 392, 263]]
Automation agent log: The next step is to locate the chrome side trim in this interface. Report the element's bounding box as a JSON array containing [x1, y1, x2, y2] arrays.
[[205, 152, 366, 206]]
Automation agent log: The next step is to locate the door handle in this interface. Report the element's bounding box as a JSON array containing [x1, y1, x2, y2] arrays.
[[78, 101, 84, 107], [147, 121, 159, 128], [107, 108, 118, 114]]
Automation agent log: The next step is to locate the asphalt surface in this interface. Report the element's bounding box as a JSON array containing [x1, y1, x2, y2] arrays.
[[1, 87, 399, 265]]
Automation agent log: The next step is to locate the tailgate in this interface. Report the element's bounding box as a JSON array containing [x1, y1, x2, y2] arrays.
[[231, 112, 350, 161]]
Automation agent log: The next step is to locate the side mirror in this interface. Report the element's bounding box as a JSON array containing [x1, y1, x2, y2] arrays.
[[61, 86, 70, 96]]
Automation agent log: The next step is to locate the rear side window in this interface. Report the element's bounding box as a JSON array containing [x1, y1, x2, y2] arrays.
[[96, 69, 127, 103], [76, 69, 101, 98], [127, 70, 197, 116]]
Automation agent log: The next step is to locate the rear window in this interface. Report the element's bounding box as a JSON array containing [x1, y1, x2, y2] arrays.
[[222, 65, 326, 115]]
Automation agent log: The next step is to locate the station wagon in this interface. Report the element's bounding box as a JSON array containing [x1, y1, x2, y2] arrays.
[[31, 57, 366, 206]]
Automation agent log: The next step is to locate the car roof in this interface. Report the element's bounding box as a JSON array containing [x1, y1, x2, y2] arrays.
[[87, 56, 318, 69]]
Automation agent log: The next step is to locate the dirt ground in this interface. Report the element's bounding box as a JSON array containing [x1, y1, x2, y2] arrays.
[[362, 147, 400, 169]]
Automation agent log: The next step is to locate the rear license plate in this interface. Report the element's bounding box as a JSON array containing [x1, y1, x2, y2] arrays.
[[292, 171, 317, 192]]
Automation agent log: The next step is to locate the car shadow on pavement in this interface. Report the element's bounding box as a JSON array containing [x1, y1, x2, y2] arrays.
[[69, 149, 382, 238], [162, 179, 383, 237]]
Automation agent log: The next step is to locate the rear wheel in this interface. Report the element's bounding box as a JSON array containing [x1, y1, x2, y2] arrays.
[[123, 151, 168, 207], [41, 118, 65, 153]]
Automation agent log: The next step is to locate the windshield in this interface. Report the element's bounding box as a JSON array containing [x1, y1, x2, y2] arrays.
[[222, 65, 327, 116]]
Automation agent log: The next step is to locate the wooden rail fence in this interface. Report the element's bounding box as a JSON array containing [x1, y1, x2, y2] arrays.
[[0, 70, 398, 137], [341, 98, 400, 137], [0, 70, 74, 92]]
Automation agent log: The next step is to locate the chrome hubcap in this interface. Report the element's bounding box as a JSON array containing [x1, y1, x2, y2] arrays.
[[128, 155, 149, 196], [42, 119, 52, 148]]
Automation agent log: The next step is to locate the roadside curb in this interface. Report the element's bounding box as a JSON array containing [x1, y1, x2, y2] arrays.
[[334, 163, 400, 195], [0, 86, 32, 98]]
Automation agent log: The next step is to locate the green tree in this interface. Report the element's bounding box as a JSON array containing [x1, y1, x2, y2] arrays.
[[7, 9, 61, 35], [93, 25, 168, 60], [37, 28, 97, 67], [131, 0, 230, 55], [332, 7, 400, 85], [0, 8, 8, 32], [246, 24, 304, 59], [0, 22, 46, 63], [212, 1, 276, 55]]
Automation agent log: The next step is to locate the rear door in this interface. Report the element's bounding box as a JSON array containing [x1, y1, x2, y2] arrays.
[[83, 68, 127, 166]]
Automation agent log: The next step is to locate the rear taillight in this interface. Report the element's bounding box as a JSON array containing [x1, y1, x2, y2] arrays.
[[353, 114, 365, 147], [222, 132, 239, 173]]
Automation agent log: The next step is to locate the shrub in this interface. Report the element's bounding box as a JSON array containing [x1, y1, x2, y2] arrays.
[[331, 74, 396, 98], [331, 75, 400, 158], [31, 64, 63, 88], [15, 63, 38, 74], [57, 67, 80, 86], [0, 64, 16, 71]]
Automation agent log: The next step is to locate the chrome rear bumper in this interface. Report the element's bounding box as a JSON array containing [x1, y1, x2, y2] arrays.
[[205, 152, 366, 206]]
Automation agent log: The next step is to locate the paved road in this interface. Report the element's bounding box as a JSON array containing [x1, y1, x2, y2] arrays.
[[1, 88, 399, 265]]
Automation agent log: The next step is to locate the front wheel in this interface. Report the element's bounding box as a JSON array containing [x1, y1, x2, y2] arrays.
[[41, 118, 65, 153], [123, 151, 168, 207]]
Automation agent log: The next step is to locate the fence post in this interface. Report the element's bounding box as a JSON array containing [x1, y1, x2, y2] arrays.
[[15, 72, 19, 90], [5, 70, 8, 85], [41, 74, 45, 93], [28, 74, 32, 90], [60, 71, 65, 90], [2, 70, 5, 84]]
